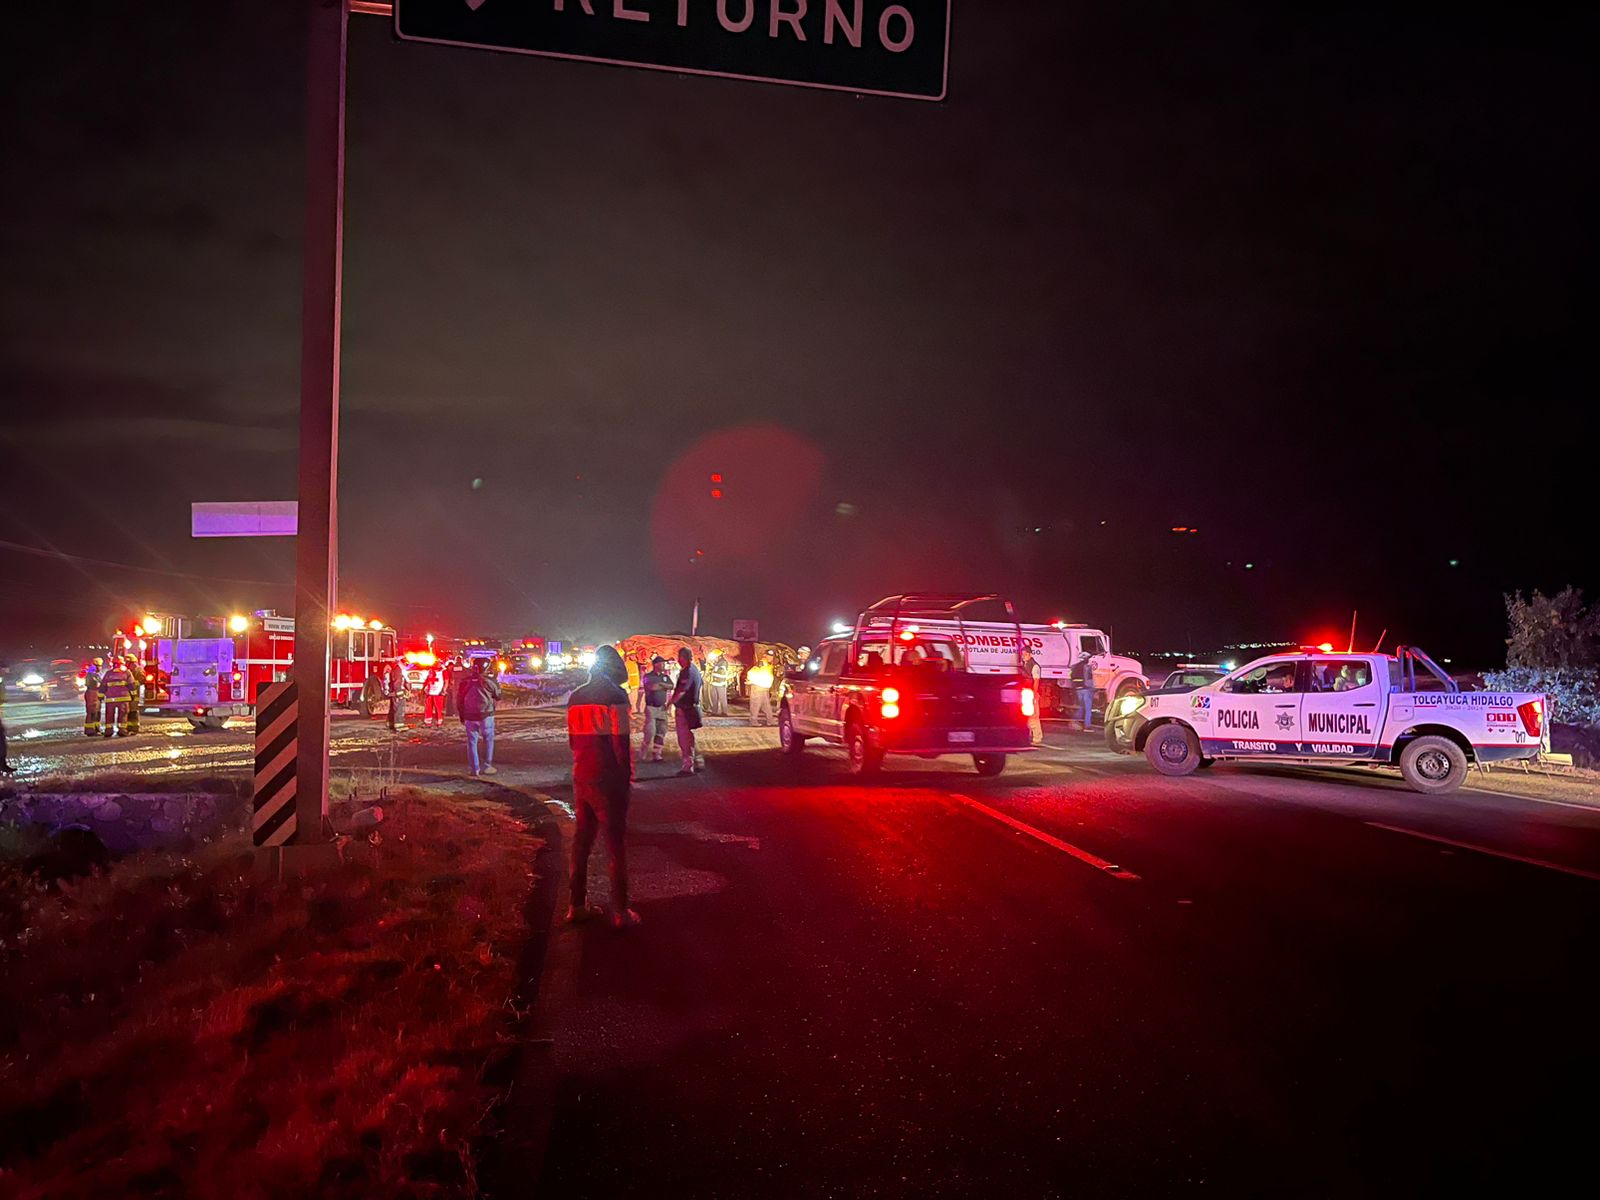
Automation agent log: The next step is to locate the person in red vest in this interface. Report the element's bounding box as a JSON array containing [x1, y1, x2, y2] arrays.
[[423, 662, 448, 726], [565, 644, 638, 929]]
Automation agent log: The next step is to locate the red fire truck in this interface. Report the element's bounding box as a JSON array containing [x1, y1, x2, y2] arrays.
[[154, 610, 400, 717]]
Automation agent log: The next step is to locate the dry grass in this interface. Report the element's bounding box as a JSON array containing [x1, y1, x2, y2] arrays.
[[0, 790, 539, 1199]]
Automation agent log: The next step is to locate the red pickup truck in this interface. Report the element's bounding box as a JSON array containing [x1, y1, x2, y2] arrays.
[[779, 594, 1038, 777]]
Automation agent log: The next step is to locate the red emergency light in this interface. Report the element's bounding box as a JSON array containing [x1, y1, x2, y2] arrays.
[[1020, 688, 1036, 718], [881, 687, 901, 720], [1518, 698, 1544, 739]]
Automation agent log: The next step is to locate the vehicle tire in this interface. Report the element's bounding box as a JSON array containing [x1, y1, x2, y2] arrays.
[[1144, 723, 1202, 777], [357, 696, 373, 718], [973, 753, 1007, 777], [1105, 718, 1134, 754], [1399, 735, 1467, 794], [846, 719, 882, 776], [778, 707, 806, 755]]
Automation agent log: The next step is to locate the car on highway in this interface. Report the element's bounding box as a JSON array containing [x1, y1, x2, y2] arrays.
[[1105, 663, 1227, 751], [780, 594, 1038, 777], [1113, 645, 1548, 793], [4, 657, 83, 702]]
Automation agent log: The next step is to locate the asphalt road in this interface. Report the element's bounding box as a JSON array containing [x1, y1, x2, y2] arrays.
[[5, 700, 1598, 1195]]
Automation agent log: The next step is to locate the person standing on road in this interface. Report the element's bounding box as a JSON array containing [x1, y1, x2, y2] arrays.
[[386, 658, 410, 732], [746, 658, 775, 727], [566, 644, 638, 929], [457, 657, 501, 775], [705, 652, 729, 716], [1073, 651, 1096, 730], [636, 655, 673, 764], [100, 657, 131, 738], [670, 645, 705, 776], [124, 656, 144, 735], [83, 658, 103, 738], [423, 661, 448, 726], [1019, 644, 1043, 745]]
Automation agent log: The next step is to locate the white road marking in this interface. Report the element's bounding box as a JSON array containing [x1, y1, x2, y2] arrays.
[[1365, 822, 1600, 884], [949, 793, 1140, 881]]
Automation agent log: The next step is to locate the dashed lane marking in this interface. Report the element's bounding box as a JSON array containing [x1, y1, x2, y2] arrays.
[[949, 793, 1141, 881], [1365, 822, 1600, 884]]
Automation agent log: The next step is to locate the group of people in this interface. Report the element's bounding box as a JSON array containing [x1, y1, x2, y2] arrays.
[[1018, 645, 1099, 744], [383, 655, 468, 733], [81, 656, 147, 739]]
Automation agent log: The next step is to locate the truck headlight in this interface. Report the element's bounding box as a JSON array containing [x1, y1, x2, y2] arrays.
[[20, 674, 44, 687], [1115, 694, 1146, 719]]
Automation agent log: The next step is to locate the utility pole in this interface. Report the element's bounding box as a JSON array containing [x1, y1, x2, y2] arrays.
[[289, 0, 349, 857]]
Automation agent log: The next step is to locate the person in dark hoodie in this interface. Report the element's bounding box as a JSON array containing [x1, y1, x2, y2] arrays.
[[565, 644, 639, 929]]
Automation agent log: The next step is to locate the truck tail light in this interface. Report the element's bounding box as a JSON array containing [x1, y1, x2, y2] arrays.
[[1517, 698, 1544, 739], [1020, 687, 1036, 717], [881, 687, 901, 720]]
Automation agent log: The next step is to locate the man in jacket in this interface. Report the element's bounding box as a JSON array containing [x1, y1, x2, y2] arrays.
[[566, 644, 638, 929], [635, 655, 673, 763], [457, 657, 501, 775], [423, 662, 448, 726], [124, 656, 144, 735], [100, 657, 131, 737], [670, 645, 704, 776], [387, 659, 410, 732], [83, 658, 103, 737], [1019, 645, 1043, 745], [1073, 651, 1096, 730]]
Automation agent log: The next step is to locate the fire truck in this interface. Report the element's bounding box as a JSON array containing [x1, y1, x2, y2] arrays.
[[154, 610, 399, 717]]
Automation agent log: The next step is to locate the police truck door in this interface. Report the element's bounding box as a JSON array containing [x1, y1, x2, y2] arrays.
[[1300, 657, 1382, 760], [1209, 658, 1305, 757]]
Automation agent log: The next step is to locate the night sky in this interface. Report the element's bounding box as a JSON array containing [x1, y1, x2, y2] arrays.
[[2, 2, 1594, 664]]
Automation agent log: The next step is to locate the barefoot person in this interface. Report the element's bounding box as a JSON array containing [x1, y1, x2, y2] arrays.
[[566, 645, 639, 929]]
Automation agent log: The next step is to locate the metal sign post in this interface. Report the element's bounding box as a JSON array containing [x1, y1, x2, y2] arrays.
[[290, 0, 350, 853]]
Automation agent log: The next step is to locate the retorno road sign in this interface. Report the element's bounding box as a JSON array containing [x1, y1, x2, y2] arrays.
[[395, 0, 950, 101]]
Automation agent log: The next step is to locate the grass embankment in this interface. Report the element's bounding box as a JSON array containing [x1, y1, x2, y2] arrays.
[[0, 790, 539, 1199]]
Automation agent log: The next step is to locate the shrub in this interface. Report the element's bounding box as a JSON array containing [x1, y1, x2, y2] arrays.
[[1482, 667, 1600, 726]]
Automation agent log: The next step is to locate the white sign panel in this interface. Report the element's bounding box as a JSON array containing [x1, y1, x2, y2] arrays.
[[191, 502, 299, 538]]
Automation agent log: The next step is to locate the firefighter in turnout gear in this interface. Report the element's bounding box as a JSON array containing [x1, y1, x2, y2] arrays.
[[100, 658, 132, 737], [83, 658, 104, 737], [124, 656, 144, 734]]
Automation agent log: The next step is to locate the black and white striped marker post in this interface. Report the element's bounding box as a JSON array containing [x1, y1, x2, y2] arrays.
[[253, 681, 299, 848]]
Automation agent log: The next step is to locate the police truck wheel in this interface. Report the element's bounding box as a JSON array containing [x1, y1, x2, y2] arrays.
[[1145, 724, 1201, 777], [778, 708, 805, 755], [1399, 735, 1467, 794], [846, 720, 882, 776], [1105, 718, 1135, 754], [973, 754, 1007, 778]]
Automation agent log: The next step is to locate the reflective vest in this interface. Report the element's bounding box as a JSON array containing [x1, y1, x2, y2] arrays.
[[101, 668, 131, 702]]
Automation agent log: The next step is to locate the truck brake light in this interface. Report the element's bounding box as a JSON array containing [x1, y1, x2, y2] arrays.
[[1517, 698, 1544, 739], [1020, 687, 1036, 718], [881, 687, 901, 720]]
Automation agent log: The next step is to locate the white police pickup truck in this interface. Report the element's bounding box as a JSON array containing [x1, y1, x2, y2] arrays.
[[1118, 645, 1548, 794]]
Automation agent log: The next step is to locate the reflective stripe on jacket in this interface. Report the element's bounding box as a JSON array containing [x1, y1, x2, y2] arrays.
[[101, 669, 131, 702], [567, 677, 632, 786]]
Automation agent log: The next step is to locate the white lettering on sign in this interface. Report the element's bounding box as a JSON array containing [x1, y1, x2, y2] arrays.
[[879, 4, 913, 51], [551, 0, 920, 53], [719, 0, 755, 32], [824, 0, 862, 45], [770, 0, 807, 39]]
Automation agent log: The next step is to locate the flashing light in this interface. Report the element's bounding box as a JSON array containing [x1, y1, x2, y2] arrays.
[[425, 632, 435, 645], [349, 615, 365, 628], [899, 630, 916, 642], [497, 659, 509, 673], [579, 650, 598, 668], [881, 686, 901, 720], [710, 488, 724, 499], [229, 614, 250, 634], [711, 473, 723, 483], [1316, 642, 1334, 653], [145, 614, 163, 632], [369, 619, 383, 630], [20, 674, 44, 687], [404, 650, 437, 667], [131, 623, 146, 637], [527, 655, 543, 671], [333, 614, 353, 631], [1020, 687, 1036, 718], [831, 621, 851, 634], [1220, 660, 1236, 671]]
